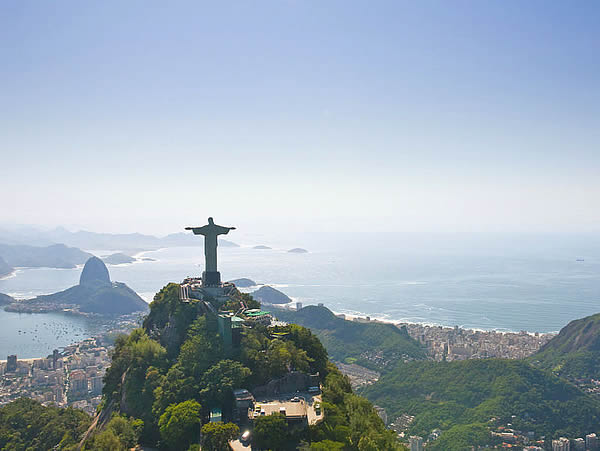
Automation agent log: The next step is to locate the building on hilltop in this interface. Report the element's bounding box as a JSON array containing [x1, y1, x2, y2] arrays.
[[217, 312, 245, 349], [241, 309, 272, 325]]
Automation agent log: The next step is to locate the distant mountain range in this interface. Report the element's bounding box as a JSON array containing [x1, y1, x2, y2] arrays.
[[0, 226, 240, 271], [0, 243, 92, 269], [0, 225, 239, 251]]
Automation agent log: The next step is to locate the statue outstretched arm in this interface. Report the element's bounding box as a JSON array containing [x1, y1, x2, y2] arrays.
[[215, 225, 235, 235], [185, 225, 210, 235]]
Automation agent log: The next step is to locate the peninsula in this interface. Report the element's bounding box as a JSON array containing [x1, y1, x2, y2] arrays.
[[4, 257, 148, 315]]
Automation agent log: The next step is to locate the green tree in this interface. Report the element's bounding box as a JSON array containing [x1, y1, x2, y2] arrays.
[[0, 398, 91, 450], [153, 364, 197, 419], [106, 414, 139, 448], [89, 429, 124, 451], [358, 436, 378, 451], [158, 400, 202, 451], [201, 422, 239, 451], [253, 414, 288, 450], [199, 360, 251, 406], [310, 439, 345, 450]]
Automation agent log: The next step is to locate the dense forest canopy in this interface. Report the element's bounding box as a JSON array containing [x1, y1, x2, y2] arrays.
[[362, 359, 600, 447], [0, 398, 91, 451]]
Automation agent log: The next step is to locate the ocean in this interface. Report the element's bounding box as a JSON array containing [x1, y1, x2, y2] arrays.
[[1, 232, 599, 358]]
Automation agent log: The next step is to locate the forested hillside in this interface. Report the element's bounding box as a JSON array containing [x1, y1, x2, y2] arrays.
[[532, 312, 600, 379], [362, 359, 600, 449], [0, 398, 92, 450], [274, 306, 426, 369]]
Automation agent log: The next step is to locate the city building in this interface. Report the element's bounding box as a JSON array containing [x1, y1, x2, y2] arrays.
[[552, 437, 570, 451], [409, 435, 423, 451], [69, 369, 88, 398], [587, 433, 599, 451], [90, 376, 103, 395], [52, 349, 60, 369], [6, 355, 17, 372], [242, 309, 272, 326], [573, 438, 585, 450]]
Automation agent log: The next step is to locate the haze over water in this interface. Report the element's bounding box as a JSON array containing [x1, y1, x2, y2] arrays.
[[1, 231, 599, 359]]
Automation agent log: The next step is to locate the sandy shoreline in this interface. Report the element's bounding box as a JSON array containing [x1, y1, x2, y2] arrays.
[[266, 302, 558, 337], [0, 270, 17, 281]]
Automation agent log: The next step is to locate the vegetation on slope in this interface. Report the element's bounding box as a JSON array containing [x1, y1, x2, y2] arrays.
[[362, 359, 600, 446], [0, 397, 92, 450], [274, 305, 426, 369], [532, 312, 600, 379], [308, 363, 404, 450]]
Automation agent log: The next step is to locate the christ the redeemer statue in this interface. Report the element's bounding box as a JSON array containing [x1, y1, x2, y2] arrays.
[[185, 217, 235, 286]]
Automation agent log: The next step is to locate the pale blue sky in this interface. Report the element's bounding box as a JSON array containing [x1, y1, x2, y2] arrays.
[[1, 1, 599, 236]]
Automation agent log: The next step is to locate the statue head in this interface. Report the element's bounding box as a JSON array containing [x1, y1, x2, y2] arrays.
[[208, 217, 214, 225]]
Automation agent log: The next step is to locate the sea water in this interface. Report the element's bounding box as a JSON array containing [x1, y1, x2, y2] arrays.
[[1, 232, 599, 358], [0, 309, 104, 359]]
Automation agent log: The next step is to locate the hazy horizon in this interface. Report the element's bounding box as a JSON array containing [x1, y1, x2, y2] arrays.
[[2, 1, 599, 236]]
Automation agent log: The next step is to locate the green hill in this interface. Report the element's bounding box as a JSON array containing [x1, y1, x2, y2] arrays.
[[362, 359, 600, 447], [29, 281, 148, 315], [531, 312, 600, 379], [273, 306, 426, 369]]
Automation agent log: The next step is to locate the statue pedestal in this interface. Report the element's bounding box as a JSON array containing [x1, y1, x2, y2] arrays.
[[202, 271, 221, 287]]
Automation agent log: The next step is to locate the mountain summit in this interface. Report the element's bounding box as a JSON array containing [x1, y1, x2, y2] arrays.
[[79, 256, 111, 286]]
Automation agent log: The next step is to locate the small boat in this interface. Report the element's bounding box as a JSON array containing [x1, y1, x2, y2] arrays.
[[576, 258, 585, 262]]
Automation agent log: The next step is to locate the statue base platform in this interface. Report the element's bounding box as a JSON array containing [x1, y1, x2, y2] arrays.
[[202, 271, 221, 286]]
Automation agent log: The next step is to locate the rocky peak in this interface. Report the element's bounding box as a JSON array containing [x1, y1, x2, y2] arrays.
[[79, 256, 111, 286]]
